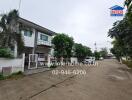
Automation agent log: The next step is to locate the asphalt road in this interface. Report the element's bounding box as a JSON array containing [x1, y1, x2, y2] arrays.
[[0, 59, 132, 100]]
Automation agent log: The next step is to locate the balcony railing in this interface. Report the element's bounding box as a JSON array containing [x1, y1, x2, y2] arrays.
[[37, 40, 52, 46]]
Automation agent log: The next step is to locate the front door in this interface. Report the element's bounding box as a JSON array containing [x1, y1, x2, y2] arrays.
[[28, 54, 38, 69], [37, 53, 47, 68]]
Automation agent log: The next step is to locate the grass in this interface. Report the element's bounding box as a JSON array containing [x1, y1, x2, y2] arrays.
[[0, 71, 24, 80], [122, 60, 132, 68]]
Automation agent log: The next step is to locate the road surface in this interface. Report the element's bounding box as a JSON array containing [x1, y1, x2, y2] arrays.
[[0, 59, 132, 100]]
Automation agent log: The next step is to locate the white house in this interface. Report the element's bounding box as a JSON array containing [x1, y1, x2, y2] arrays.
[[17, 17, 55, 70], [0, 17, 55, 74]]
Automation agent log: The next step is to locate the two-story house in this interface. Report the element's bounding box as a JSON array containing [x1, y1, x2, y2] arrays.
[[15, 17, 55, 70]]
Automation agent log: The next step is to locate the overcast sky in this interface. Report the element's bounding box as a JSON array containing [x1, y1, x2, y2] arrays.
[[0, 0, 125, 51]]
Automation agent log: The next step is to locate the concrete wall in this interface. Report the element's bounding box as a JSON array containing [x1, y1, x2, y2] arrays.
[[21, 29, 35, 47], [70, 57, 78, 64], [0, 54, 25, 73]]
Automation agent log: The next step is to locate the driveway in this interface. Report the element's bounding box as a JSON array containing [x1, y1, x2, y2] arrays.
[[0, 59, 132, 100]]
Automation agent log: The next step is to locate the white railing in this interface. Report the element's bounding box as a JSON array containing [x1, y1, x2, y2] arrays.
[[37, 40, 52, 46]]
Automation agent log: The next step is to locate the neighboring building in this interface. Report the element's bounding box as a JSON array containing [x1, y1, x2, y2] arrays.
[[70, 57, 78, 65], [15, 17, 55, 70]]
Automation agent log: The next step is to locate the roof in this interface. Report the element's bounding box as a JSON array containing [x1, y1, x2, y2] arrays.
[[110, 5, 124, 10], [18, 17, 56, 36]]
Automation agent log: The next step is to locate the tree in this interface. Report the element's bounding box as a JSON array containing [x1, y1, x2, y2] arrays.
[[0, 9, 24, 55], [108, 18, 132, 59], [124, 0, 132, 8], [110, 40, 124, 61], [52, 33, 74, 59], [108, 0, 132, 60], [84, 46, 92, 57], [74, 43, 85, 62], [73, 43, 92, 62], [94, 51, 100, 60], [100, 48, 108, 58]]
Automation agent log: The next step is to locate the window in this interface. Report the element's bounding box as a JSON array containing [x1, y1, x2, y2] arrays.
[[40, 34, 48, 41], [37, 53, 45, 58], [24, 30, 32, 37]]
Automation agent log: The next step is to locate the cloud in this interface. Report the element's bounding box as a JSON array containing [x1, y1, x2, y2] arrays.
[[0, 0, 125, 51]]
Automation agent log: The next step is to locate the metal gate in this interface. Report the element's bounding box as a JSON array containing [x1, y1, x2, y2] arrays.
[[28, 54, 38, 69]]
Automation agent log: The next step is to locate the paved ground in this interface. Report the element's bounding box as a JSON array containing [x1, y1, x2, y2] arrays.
[[0, 59, 132, 100]]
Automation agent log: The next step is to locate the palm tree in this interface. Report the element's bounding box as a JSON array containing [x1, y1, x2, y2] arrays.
[[0, 9, 24, 55]]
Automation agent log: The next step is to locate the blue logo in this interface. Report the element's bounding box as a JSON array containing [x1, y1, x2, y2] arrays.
[[110, 5, 124, 16]]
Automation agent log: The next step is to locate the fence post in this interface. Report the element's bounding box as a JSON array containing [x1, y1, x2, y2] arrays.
[[47, 54, 51, 67], [60, 57, 64, 66], [14, 42, 18, 58], [22, 53, 25, 72]]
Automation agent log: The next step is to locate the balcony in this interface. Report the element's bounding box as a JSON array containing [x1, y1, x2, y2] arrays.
[[37, 40, 52, 47]]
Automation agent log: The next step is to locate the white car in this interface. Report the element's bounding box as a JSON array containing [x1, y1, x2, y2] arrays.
[[100, 57, 104, 60], [83, 57, 95, 64]]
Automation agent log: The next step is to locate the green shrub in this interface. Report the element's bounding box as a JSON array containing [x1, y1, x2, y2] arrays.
[[0, 73, 5, 80], [0, 71, 24, 80], [7, 71, 23, 78], [50, 64, 57, 68], [123, 60, 132, 68], [0, 48, 13, 58]]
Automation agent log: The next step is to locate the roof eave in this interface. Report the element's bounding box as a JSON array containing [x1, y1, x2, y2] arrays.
[[18, 17, 56, 36]]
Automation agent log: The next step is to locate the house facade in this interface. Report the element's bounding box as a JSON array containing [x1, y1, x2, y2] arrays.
[[15, 17, 55, 70]]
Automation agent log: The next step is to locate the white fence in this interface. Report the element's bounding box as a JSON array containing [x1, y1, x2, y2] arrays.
[[0, 54, 25, 74], [70, 57, 78, 65]]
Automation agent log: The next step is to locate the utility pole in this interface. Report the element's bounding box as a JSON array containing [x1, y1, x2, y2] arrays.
[[18, 0, 22, 14], [94, 42, 97, 52]]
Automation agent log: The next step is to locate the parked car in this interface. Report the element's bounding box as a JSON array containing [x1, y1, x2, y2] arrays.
[[83, 57, 95, 64]]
